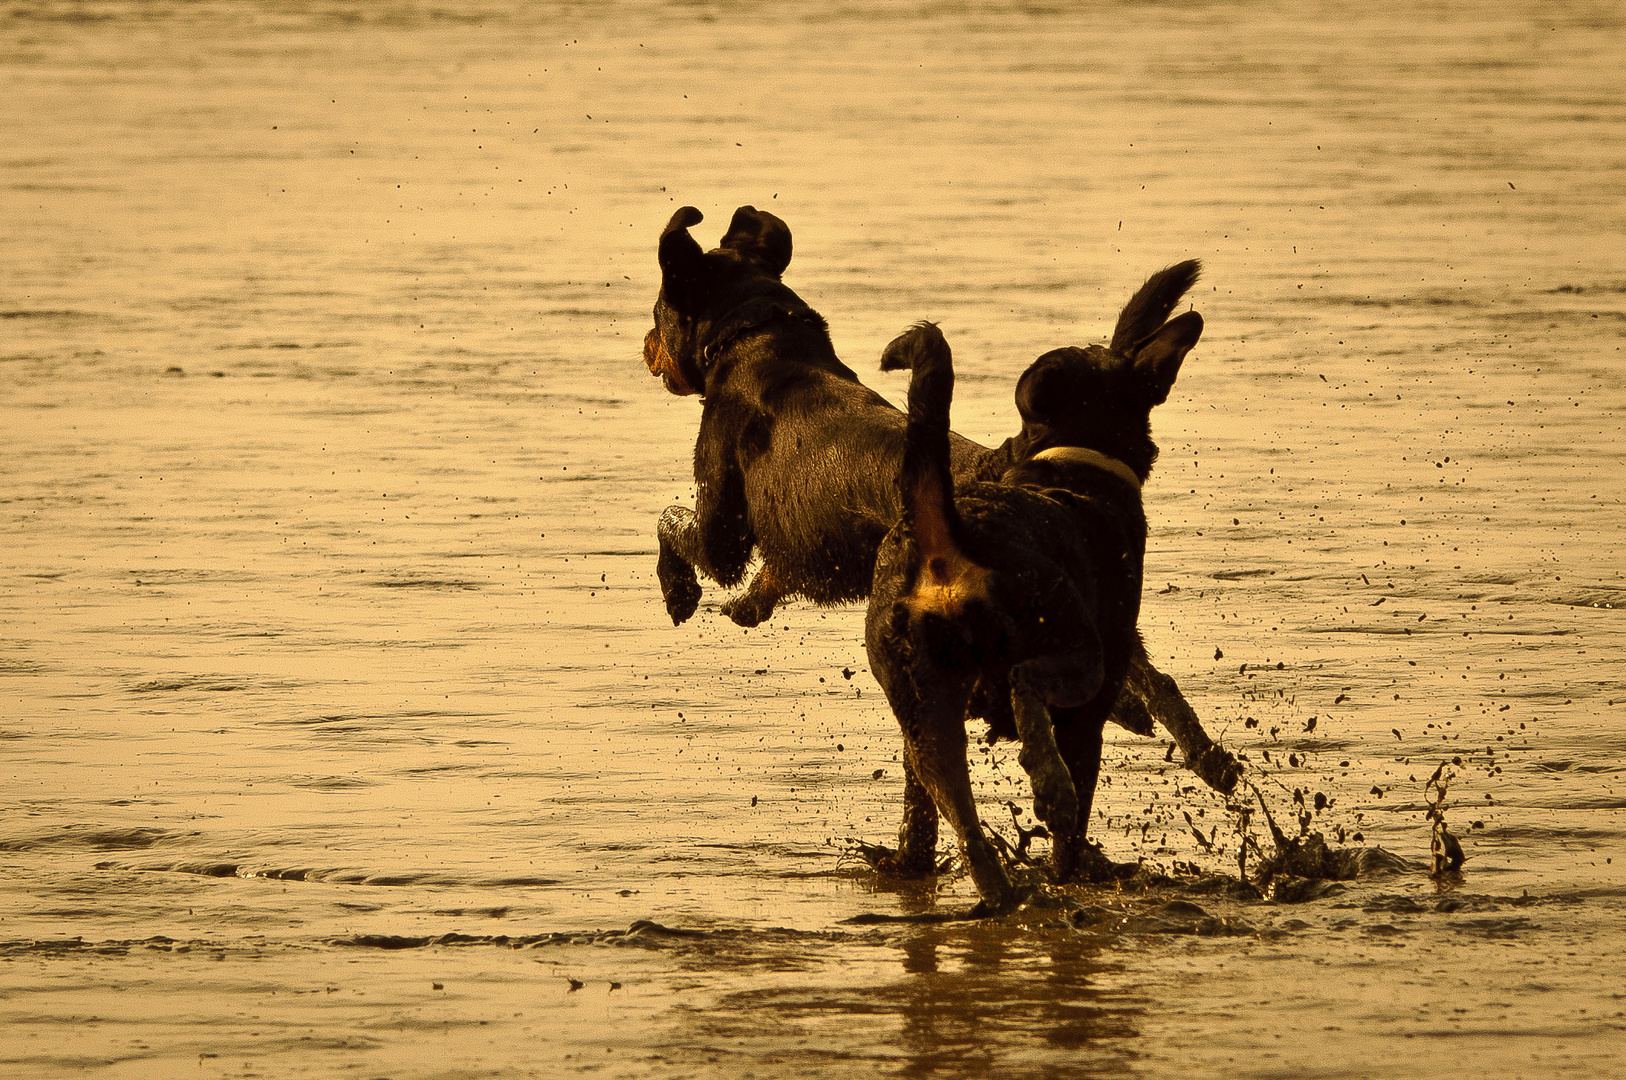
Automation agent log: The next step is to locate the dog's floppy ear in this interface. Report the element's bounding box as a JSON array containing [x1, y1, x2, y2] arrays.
[[658, 206, 707, 309], [1127, 310, 1203, 406], [1013, 348, 1086, 424], [719, 206, 792, 278]]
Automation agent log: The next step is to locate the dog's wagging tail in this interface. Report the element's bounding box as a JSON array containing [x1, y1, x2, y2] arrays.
[[879, 323, 990, 623]]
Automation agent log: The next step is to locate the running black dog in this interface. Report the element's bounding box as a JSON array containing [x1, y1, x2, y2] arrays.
[[645, 205, 1013, 628], [864, 263, 1204, 911]]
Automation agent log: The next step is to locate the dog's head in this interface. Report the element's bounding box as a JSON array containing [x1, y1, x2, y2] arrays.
[[644, 205, 797, 397], [1013, 261, 1204, 479]]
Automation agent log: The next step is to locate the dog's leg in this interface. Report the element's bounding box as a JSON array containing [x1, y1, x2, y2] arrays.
[[902, 696, 1019, 911], [720, 565, 787, 628], [655, 506, 705, 625], [1008, 635, 1108, 840], [1106, 671, 1157, 738], [866, 580, 945, 879], [1009, 661, 1091, 841], [1121, 651, 1241, 794], [1051, 715, 1136, 882], [850, 760, 939, 877], [874, 645, 1016, 906], [656, 426, 756, 625], [1051, 716, 1105, 881], [897, 763, 940, 872]]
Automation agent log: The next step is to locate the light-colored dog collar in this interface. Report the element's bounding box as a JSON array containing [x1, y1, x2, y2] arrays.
[[1032, 446, 1143, 491]]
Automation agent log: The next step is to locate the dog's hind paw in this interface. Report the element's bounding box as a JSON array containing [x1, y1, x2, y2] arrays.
[[966, 884, 1036, 919], [1055, 838, 1140, 885], [1079, 849, 1140, 884], [1189, 744, 1242, 795], [1029, 768, 1079, 839]]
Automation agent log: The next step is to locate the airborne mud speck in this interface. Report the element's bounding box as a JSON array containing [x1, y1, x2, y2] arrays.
[[3, 1, 1625, 1078]]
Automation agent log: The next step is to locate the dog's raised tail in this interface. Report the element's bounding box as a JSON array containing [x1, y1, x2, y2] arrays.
[[881, 324, 975, 594]]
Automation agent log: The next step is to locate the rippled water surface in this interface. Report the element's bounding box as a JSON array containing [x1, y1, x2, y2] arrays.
[[4, 2, 1626, 1077]]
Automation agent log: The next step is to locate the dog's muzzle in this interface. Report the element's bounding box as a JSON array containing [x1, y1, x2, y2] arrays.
[[644, 328, 697, 396]]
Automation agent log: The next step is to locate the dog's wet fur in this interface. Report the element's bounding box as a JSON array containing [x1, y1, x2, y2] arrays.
[[864, 263, 1204, 911]]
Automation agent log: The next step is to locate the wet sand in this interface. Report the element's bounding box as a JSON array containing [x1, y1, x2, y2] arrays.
[[3, 2, 1625, 1077]]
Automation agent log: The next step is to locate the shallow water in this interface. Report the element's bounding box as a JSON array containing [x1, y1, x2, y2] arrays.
[[3, 1, 1626, 1076]]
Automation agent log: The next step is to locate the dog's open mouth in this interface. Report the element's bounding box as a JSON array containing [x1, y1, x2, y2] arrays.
[[644, 328, 698, 396]]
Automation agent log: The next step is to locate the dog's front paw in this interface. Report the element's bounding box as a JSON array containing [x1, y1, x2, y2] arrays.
[[720, 567, 785, 628], [720, 591, 769, 628], [656, 548, 701, 626]]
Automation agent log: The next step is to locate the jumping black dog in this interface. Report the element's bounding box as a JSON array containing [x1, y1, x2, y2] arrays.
[[644, 205, 1004, 628], [864, 263, 1204, 911]]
